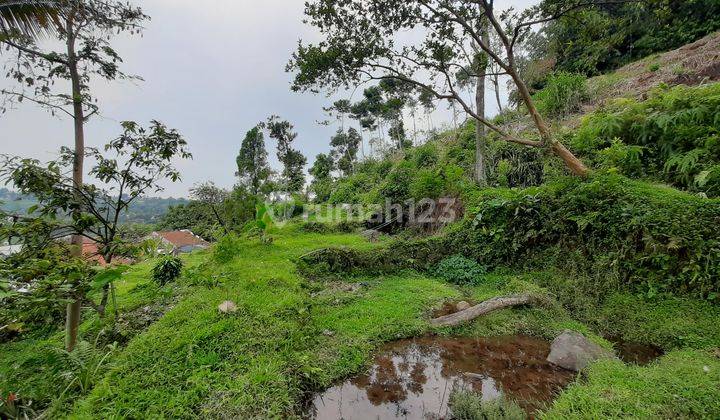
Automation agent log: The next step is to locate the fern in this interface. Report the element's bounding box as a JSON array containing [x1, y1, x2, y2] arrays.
[[54, 339, 117, 396]]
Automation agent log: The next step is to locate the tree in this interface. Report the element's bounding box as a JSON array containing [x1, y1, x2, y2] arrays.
[[0, 0, 147, 352], [0, 120, 190, 324], [330, 127, 361, 177], [287, 0, 607, 176], [264, 116, 307, 194], [309, 153, 334, 202], [236, 126, 271, 195], [190, 182, 230, 235]]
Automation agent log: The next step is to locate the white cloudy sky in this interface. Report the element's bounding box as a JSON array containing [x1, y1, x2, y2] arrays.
[[0, 0, 537, 197]]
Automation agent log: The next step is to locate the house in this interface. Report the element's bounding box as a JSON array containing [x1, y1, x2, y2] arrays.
[[80, 237, 132, 266], [148, 230, 209, 254]]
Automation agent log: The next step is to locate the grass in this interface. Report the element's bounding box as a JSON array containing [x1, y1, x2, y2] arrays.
[[3, 225, 719, 418], [542, 350, 720, 419]]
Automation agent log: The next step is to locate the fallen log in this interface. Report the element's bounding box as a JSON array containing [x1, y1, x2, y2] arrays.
[[430, 294, 536, 327]]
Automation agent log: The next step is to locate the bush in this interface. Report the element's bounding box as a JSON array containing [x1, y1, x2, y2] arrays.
[[413, 143, 439, 168], [379, 161, 414, 203], [410, 169, 444, 200], [571, 84, 720, 197], [451, 173, 720, 299], [433, 254, 487, 286], [152, 256, 183, 286], [213, 234, 243, 263], [534, 71, 587, 117]]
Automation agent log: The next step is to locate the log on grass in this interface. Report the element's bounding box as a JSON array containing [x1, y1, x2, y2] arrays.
[[430, 294, 536, 327]]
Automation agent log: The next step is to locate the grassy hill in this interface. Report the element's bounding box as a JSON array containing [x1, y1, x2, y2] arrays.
[[3, 34, 720, 420]]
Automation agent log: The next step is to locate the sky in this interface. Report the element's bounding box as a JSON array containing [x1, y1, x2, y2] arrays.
[[0, 0, 537, 198]]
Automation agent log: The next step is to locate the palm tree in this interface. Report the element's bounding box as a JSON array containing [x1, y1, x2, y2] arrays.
[[0, 0, 61, 38]]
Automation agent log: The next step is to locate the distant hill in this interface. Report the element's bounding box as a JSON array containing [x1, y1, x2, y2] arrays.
[[0, 188, 188, 225]]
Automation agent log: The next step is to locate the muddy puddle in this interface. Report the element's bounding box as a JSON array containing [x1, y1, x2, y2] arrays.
[[308, 335, 574, 419], [606, 336, 664, 365]]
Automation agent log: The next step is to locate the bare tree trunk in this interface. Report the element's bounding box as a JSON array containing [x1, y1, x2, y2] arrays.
[[474, 22, 490, 186], [507, 66, 588, 176], [430, 294, 536, 327], [65, 14, 84, 352], [493, 74, 502, 113]]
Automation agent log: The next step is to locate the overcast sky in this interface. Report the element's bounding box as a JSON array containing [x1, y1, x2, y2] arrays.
[[0, 0, 537, 197]]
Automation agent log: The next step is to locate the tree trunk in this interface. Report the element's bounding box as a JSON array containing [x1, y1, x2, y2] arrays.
[[493, 74, 503, 113], [506, 64, 589, 177], [430, 294, 536, 327], [474, 25, 490, 186], [65, 15, 84, 353]]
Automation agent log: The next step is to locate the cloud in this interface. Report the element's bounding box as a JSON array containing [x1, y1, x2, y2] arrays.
[[0, 0, 540, 197]]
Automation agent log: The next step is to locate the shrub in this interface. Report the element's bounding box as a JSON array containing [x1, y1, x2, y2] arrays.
[[451, 173, 720, 299], [152, 256, 183, 286], [410, 169, 444, 200], [433, 254, 487, 286], [213, 233, 243, 263], [379, 161, 414, 203], [413, 143, 439, 168], [572, 83, 720, 197], [533, 71, 587, 117]]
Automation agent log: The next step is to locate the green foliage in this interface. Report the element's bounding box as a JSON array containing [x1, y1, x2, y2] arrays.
[[309, 153, 335, 202], [533, 71, 587, 117], [151, 256, 183, 286], [157, 187, 257, 240], [412, 143, 439, 168], [449, 391, 525, 420], [379, 161, 414, 203], [213, 234, 244, 264], [409, 169, 444, 200], [433, 254, 487, 286], [54, 339, 117, 395], [452, 173, 720, 299], [541, 0, 720, 76], [264, 116, 307, 193], [572, 83, 720, 196], [542, 350, 720, 419], [236, 126, 271, 195]]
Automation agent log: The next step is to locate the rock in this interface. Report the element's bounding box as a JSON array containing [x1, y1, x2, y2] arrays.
[[361, 229, 381, 242], [547, 330, 617, 371], [218, 300, 238, 314], [322, 329, 335, 337], [456, 301, 471, 311]]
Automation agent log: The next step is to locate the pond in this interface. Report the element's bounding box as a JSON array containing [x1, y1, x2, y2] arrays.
[[308, 335, 575, 419]]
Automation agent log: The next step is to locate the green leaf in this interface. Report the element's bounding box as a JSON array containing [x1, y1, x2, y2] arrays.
[[91, 266, 127, 290]]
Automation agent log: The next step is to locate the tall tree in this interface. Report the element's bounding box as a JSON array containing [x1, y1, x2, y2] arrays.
[[0, 0, 147, 351], [330, 127, 361, 177], [236, 126, 271, 195], [308, 153, 334, 202], [190, 182, 230, 235], [288, 0, 603, 176], [264, 116, 307, 194]]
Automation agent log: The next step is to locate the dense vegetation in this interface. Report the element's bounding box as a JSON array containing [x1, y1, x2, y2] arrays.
[[2, 1, 720, 419]]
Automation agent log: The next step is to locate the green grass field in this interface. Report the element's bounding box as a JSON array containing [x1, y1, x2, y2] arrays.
[[2, 225, 719, 419]]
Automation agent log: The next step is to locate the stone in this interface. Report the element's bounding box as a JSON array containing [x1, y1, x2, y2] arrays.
[[547, 330, 617, 371], [218, 300, 238, 314], [322, 329, 335, 337], [361, 229, 381, 242]]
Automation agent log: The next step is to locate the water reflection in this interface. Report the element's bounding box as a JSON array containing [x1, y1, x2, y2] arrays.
[[309, 336, 574, 419]]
